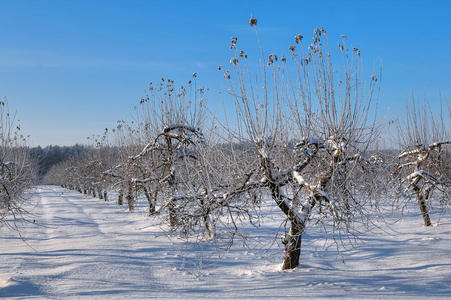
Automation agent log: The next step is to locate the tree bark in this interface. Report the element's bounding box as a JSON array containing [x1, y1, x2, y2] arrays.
[[126, 194, 134, 211], [282, 222, 303, 270], [143, 186, 155, 215], [166, 136, 177, 227], [168, 199, 177, 227], [118, 189, 123, 206], [259, 153, 304, 270], [414, 185, 432, 226], [126, 183, 134, 211], [200, 197, 213, 237]]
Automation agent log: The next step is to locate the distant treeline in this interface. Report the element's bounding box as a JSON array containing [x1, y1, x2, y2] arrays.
[[28, 145, 90, 180]]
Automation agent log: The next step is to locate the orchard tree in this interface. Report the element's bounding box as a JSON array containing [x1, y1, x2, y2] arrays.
[[102, 121, 142, 211], [0, 98, 36, 227], [102, 76, 212, 228], [216, 18, 381, 269], [395, 99, 450, 226], [129, 76, 209, 227]]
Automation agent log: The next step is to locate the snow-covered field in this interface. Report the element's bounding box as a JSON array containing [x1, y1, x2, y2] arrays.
[[0, 186, 450, 299]]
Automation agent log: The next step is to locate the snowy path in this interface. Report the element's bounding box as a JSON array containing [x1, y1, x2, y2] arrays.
[[0, 186, 182, 298], [1, 186, 451, 299]]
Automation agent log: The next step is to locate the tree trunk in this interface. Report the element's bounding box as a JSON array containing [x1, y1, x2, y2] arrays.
[[165, 137, 177, 227], [143, 186, 155, 215], [104, 191, 108, 201], [282, 222, 303, 270], [166, 166, 177, 227], [259, 153, 304, 270], [200, 197, 213, 237], [98, 188, 103, 200], [118, 190, 123, 206], [126, 194, 134, 211], [414, 186, 432, 226], [168, 199, 177, 227], [126, 183, 134, 211]]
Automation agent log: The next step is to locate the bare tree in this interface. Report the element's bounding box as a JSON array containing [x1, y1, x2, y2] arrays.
[[216, 19, 381, 269], [0, 98, 36, 228], [131, 77, 208, 225], [395, 98, 450, 226], [101, 76, 211, 227], [101, 121, 141, 211]]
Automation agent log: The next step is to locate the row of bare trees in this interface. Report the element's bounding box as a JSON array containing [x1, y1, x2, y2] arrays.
[[46, 20, 450, 270]]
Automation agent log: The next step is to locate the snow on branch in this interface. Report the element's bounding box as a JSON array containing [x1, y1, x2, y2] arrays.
[[404, 170, 442, 186], [159, 124, 205, 143], [103, 169, 124, 179], [398, 148, 421, 159], [399, 141, 450, 159], [129, 124, 205, 162], [163, 124, 199, 134], [296, 137, 324, 147], [396, 161, 417, 171], [428, 141, 451, 150], [292, 171, 332, 203], [129, 142, 160, 161], [131, 177, 156, 184]]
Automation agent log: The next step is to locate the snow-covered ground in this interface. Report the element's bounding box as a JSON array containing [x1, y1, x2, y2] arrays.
[[0, 186, 450, 299]]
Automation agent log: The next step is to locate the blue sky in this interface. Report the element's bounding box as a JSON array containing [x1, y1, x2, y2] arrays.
[[1, 0, 450, 146]]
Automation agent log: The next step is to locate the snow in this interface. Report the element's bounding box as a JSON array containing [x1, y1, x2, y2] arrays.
[[292, 171, 306, 186], [406, 170, 424, 181], [1, 186, 451, 299]]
